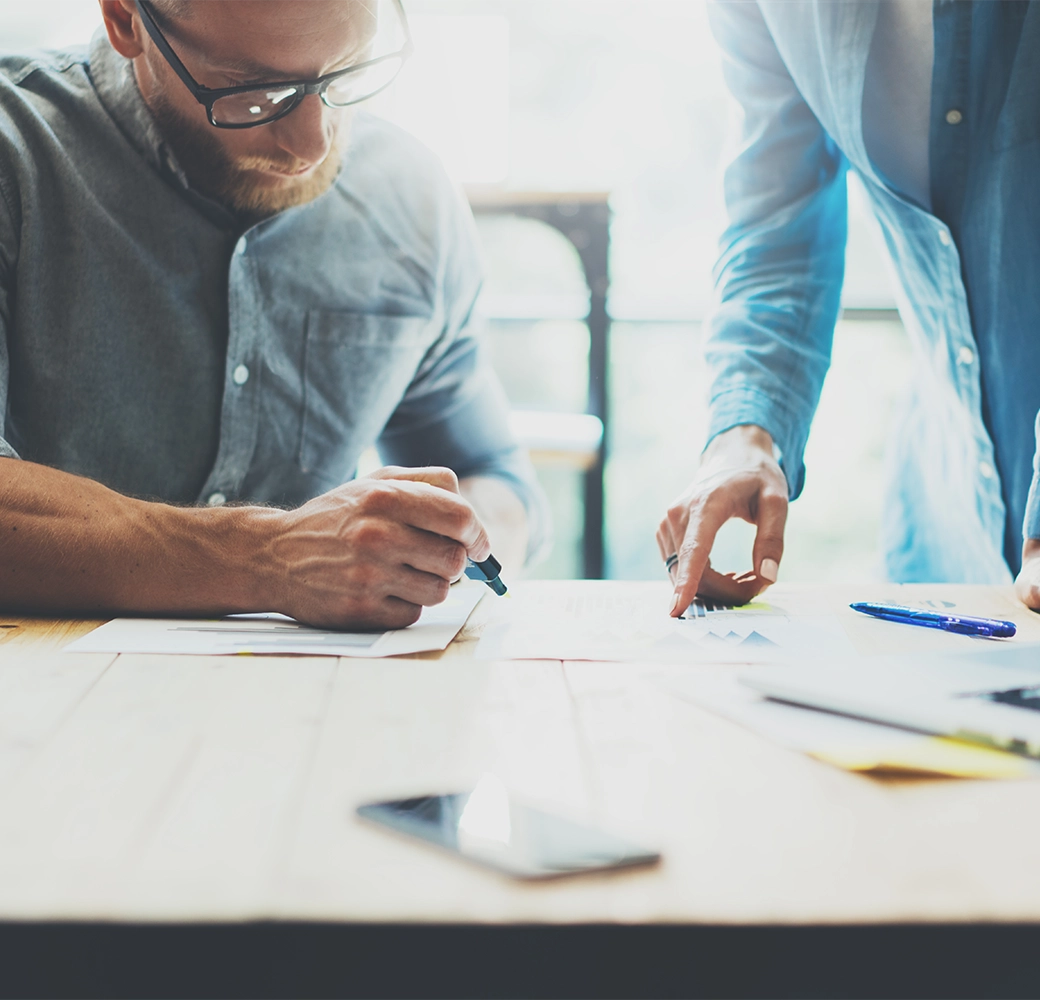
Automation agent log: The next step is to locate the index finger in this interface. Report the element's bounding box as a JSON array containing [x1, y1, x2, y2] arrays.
[[369, 465, 461, 494], [372, 480, 491, 560], [669, 501, 729, 617]]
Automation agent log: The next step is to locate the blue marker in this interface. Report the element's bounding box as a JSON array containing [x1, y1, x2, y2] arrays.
[[850, 602, 1016, 638], [464, 554, 508, 596]]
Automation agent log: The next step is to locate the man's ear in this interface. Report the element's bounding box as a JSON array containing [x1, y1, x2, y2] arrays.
[[98, 1, 145, 59]]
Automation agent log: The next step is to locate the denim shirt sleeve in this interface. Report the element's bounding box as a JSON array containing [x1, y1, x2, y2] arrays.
[[0, 174, 20, 461], [703, 0, 849, 499], [377, 197, 551, 564], [1023, 410, 1040, 542]]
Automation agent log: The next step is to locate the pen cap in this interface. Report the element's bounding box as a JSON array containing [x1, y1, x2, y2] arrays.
[[464, 555, 508, 596], [473, 554, 502, 579]]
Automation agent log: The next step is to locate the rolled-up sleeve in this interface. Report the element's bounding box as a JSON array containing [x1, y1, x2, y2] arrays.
[[378, 194, 551, 564], [0, 173, 19, 461], [704, 0, 848, 499], [1023, 410, 1040, 542]]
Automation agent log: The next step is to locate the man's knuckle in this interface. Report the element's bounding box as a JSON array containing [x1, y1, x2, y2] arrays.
[[352, 518, 385, 549], [678, 538, 702, 559], [359, 484, 393, 515], [447, 544, 468, 576], [447, 504, 472, 535], [667, 506, 689, 531], [433, 466, 459, 488], [384, 598, 420, 623]]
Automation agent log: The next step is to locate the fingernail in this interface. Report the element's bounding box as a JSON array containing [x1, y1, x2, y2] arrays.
[[669, 592, 682, 615], [760, 558, 779, 583]]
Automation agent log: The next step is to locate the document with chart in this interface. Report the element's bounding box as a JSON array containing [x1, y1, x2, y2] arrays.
[[475, 581, 853, 662], [64, 582, 484, 658]]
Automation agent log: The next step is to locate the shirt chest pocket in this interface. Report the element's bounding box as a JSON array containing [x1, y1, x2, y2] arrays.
[[298, 310, 432, 477]]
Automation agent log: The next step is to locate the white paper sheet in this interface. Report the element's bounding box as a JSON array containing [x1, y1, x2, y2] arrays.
[[660, 666, 915, 753], [655, 664, 1040, 779], [475, 583, 854, 663], [64, 582, 484, 658]]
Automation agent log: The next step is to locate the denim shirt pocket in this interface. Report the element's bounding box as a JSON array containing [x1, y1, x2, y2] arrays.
[[298, 310, 432, 477]]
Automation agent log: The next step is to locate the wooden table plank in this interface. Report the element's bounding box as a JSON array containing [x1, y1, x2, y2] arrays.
[[0, 653, 333, 919], [275, 655, 606, 922], [0, 617, 105, 649], [126, 654, 337, 918], [0, 651, 116, 791]]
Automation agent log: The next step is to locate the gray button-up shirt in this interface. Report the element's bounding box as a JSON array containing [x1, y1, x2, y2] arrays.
[[0, 33, 548, 557]]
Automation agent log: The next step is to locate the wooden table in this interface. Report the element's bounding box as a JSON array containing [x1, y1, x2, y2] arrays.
[[3, 581, 1040, 998]]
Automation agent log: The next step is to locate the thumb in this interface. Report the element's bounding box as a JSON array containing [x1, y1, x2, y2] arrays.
[[751, 486, 787, 585]]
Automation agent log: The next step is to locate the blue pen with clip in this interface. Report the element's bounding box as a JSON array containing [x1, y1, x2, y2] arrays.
[[850, 602, 1016, 638]]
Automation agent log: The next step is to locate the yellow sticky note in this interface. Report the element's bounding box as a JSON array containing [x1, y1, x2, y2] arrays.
[[812, 736, 1035, 779]]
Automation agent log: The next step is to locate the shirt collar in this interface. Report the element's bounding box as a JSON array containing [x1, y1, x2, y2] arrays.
[[89, 29, 241, 230], [88, 28, 192, 190]]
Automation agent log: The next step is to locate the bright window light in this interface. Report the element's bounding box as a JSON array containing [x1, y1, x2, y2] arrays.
[[371, 15, 510, 185]]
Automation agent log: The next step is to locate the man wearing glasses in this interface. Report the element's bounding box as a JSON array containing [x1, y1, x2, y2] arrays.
[[0, 1, 547, 628]]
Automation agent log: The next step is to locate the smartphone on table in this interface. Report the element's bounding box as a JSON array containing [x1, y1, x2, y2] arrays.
[[357, 774, 660, 880]]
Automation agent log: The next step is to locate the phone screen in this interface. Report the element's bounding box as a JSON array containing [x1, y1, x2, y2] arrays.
[[357, 774, 660, 879]]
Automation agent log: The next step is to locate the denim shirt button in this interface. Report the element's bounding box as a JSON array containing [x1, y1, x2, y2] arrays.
[[979, 461, 995, 480], [232, 364, 250, 386], [207, 492, 227, 507], [957, 346, 975, 365], [235, 236, 248, 257], [938, 228, 952, 246]]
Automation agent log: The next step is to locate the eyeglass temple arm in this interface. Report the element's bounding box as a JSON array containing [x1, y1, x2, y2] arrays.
[[133, 0, 219, 101]]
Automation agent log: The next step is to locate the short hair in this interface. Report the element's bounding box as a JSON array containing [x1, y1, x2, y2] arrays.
[[149, 0, 194, 21]]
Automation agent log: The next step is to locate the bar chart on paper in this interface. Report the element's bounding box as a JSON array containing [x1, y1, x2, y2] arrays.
[[475, 582, 854, 662]]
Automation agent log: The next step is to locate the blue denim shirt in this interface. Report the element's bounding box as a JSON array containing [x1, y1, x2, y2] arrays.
[[0, 34, 549, 559], [706, 0, 1040, 582]]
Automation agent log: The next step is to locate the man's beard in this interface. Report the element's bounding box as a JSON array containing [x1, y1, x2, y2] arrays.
[[149, 93, 347, 220]]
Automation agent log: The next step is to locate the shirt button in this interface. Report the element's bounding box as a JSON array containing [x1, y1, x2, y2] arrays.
[[235, 236, 248, 256], [232, 364, 250, 385], [938, 228, 952, 246], [945, 108, 963, 125], [957, 346, 975, 365], [979, 461, 995, 480], [207, 492, 227, 507]]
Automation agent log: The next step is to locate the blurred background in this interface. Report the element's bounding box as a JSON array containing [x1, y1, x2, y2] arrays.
[[2, 0, 912, 583]]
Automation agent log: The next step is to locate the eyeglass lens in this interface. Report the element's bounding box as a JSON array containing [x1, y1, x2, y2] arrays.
[[209, 0, 407, 126]]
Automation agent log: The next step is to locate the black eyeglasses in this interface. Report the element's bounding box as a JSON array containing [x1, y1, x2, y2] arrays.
[[135, 0, 413, 129]]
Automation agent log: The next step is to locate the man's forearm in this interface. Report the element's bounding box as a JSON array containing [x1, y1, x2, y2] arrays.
[[460, 476, 528, 573], [0, 459, 278, 615]]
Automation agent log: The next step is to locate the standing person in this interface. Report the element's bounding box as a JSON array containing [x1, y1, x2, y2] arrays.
[[0, 0, 548, 628], [659, 0, 1040, 614]]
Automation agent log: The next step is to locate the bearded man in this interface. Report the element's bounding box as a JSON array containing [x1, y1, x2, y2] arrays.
[[0, 0, 547, 628]]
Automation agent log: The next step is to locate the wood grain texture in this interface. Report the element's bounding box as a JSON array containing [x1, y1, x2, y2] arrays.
[[0, 617, 106, 649], [0, 582, 1038, 923]]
